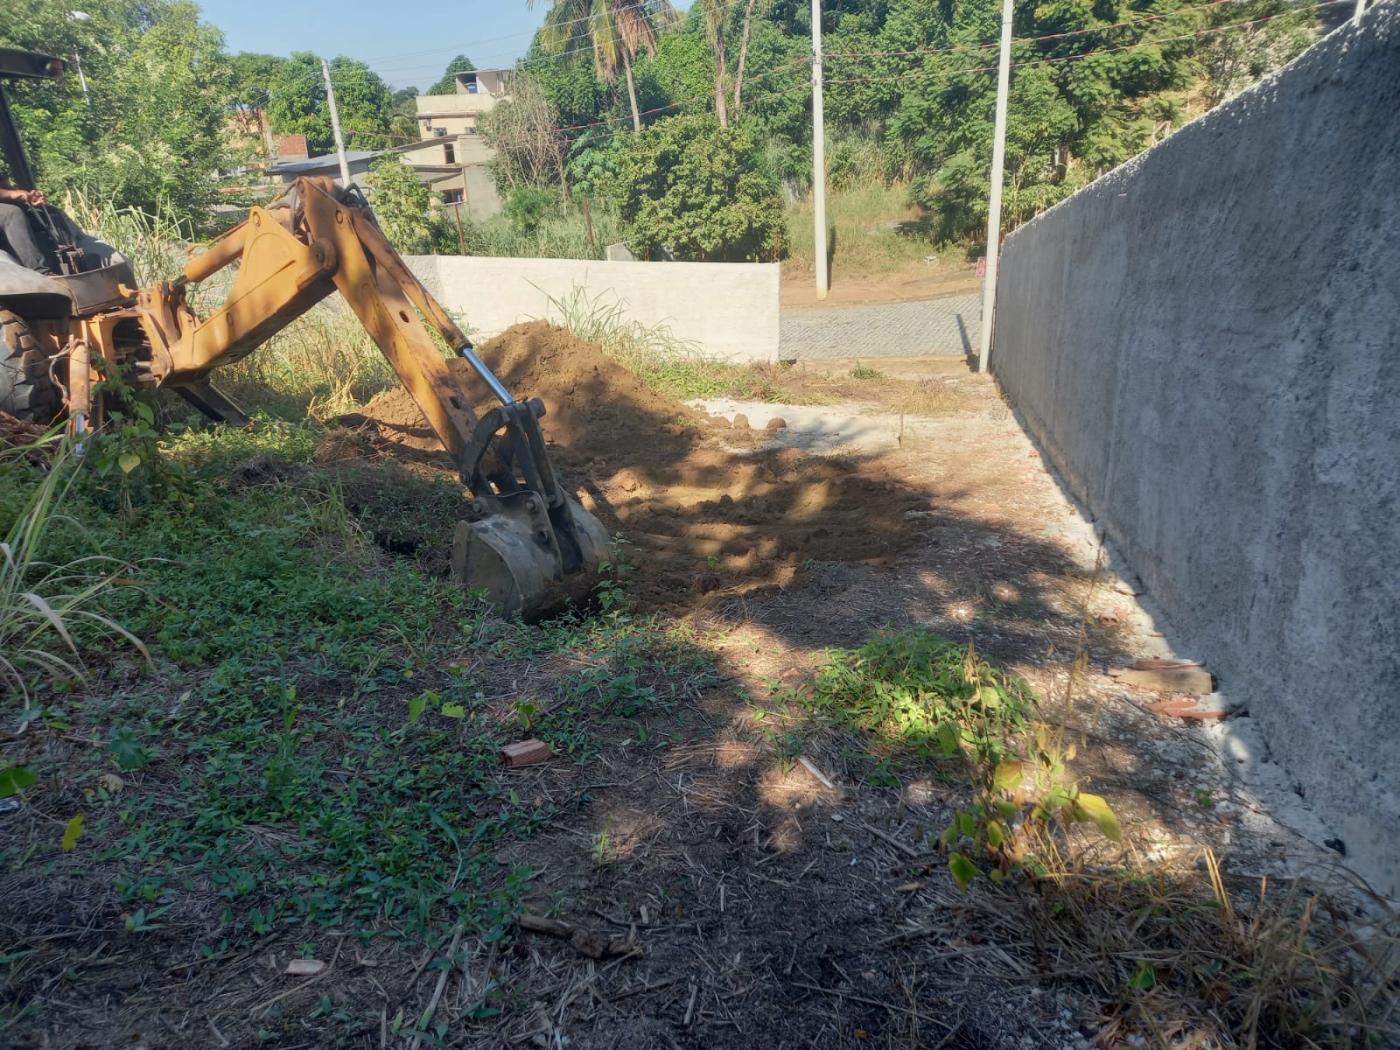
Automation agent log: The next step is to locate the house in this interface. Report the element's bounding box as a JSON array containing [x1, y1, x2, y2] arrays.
[[400, 68, 512, 220], [394, 135, 502, 219], [414, 68, 513, 139]]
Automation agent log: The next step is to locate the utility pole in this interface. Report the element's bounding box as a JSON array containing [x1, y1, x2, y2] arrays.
[[321, 58, 352, 186], [811, 0, 828, 300], [71, 51, 91, 114], [1353, 0, 1367, 22], [976, 0, 1014, 373]]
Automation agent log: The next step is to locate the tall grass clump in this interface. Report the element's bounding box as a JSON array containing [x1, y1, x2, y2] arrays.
[[216, 304, 398, 420], [460, 203, 623, 261], [0, 438, 145, 700]]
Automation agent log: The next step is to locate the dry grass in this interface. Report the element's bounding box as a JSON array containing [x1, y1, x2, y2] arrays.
[[997, 840, 1398, 1049], [215, 305, 398, 420]]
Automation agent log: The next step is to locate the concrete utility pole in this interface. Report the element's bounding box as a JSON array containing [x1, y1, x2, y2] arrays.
[[811, 0, 829, 300], [977, 0, 1014, 373], [321, 58, 352, 186]]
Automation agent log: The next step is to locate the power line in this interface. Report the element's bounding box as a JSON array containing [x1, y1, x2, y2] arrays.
[[305, 1, 1339, 152]]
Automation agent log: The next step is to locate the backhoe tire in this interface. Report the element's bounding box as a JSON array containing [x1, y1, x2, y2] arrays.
[[0, 309, 57, 424]]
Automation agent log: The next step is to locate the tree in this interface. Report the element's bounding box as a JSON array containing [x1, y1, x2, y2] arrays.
[[390, 86, 420, 143], [698, 0, 729, 128], [529, 0, 676, 132], [612, 114, 786, 261], [367, 156, 449, 255], [1, 0, 235, 227], [732, 0, 770, 114], [480, 77, 570, 197], [228, 52, 287, 161], [266, 52, 394, 155], [95, 2, 232, 218], [426, 55, 476, 96]]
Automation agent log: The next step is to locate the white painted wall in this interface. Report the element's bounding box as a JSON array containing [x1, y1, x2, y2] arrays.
[[404, 255, 780, 362]]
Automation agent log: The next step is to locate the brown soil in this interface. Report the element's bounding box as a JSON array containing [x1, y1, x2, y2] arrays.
[[343, 321, 930, 606]]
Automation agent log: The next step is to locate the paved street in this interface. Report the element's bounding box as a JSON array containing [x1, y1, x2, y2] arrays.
[[779, 290, 981, 360]]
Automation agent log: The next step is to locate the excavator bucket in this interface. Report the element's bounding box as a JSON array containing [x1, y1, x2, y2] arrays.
[[445, 394, 612, 621], [453, 493, 611, 620]]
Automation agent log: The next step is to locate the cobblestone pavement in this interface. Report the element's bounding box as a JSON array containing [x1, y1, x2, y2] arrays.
[[780, 290, 981, 360]]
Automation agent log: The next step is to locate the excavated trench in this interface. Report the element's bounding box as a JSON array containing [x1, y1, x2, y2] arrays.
[[331, 321, 929, 607]]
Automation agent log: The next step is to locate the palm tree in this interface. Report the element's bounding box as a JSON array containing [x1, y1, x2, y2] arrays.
[[529, 0, 676, 132], [699, 0, 729, 128]]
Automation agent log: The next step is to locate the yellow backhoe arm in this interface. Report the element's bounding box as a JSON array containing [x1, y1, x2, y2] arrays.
[[130, 176, 608, 618]]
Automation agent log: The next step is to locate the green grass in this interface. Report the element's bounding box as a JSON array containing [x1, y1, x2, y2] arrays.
[[0, 421, 718, 1037], [798, 627, 1033, 769], [461, 201, 624, 261], [785, 181, 961, 277], [848, 363, 885, 380]]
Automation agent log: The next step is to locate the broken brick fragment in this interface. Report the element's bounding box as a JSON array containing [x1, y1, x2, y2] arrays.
[[500, 739, 551, 767]]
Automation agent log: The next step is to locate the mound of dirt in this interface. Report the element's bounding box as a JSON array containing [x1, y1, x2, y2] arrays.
[[343, 321, 928, 606]]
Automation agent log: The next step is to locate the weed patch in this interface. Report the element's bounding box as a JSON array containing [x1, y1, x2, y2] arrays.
[[800, 627, 1032, 768]]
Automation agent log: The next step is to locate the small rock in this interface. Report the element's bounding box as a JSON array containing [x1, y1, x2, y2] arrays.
[[732, 413, 751, 430], [765, 417, 787, 430], [285, 958, 326, 976], [708, 415, 732, 429]]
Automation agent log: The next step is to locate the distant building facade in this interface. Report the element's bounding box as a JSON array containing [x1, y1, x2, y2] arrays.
[[402, 68, 511, 220]]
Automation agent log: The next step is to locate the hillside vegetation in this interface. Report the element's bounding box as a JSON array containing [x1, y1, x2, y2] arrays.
[[1, 0, 1328, 267]]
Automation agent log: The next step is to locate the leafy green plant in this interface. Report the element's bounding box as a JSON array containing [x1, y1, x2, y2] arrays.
[[801, 628, 1032, 768], [367, 156, 454, 256], [942, 726, 1120, 887], [849, 363, 884, 380], [0, 439, 146, 700], [505, 185, 558, 237], [612, 113, 787, 262]]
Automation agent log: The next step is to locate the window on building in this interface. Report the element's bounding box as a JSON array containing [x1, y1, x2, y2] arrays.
[[432, 127, 446, 138], [444, 143, 455, 164], [464, 73, 479, 94], [442, 189, 464, 204]]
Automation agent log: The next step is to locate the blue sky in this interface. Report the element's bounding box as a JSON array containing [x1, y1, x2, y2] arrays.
[[197, 0, 693, 91]]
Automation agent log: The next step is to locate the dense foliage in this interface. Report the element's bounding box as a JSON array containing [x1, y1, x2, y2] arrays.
[[0, 0, 1320, 249], [366, 156, 452, 255], [525, 0, 1320, 244], [1, 0, 232, 224], [612, 114, 787, 262], [265, 52, 395, 155]]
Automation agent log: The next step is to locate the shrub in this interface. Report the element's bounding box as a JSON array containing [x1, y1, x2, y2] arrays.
[[505, 186, 558, 237], [366, 157, 451, 256], [612, 114, 787, 263]]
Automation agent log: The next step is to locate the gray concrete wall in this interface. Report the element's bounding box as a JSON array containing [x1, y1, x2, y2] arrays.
[[406, 255, 780, 362], [991, 5, 1400, 894]]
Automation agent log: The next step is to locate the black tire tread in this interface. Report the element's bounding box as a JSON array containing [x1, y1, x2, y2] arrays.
[[0, 309, 57, 423]]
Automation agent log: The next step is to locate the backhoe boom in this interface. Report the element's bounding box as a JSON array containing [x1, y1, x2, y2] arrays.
[[132, 177, 608, 618]]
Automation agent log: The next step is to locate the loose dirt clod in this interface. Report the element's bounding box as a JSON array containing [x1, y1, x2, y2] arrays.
[[349, 321, 927, 606]]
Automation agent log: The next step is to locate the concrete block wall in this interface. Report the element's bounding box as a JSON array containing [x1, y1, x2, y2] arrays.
[[991, 4, 1400, 893], [406, 255, 780, 362]]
